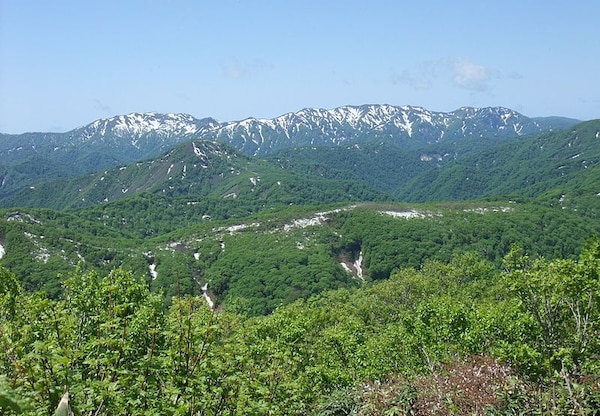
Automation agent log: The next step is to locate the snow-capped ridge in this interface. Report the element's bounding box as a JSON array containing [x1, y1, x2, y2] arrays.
[[56, 106, 547, 155], [203, 104, 544, 155], [1, 105, 571, 177], [77, 112, 205, 141]]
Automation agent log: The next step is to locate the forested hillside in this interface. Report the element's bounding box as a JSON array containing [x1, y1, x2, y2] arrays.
[[399, 120, 600, 208], [1, 201, 599, 315], [1, 240, 599, 414]]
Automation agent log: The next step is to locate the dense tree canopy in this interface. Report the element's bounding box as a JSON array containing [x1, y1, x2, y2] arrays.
[[1, 241, 599, 414]]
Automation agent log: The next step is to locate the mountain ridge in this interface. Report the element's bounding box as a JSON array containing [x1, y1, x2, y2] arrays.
[[4, 119, 600, 213], [0, 104, 583, 198], [0, 139, 390, 210], [188, 104, 579, 155]]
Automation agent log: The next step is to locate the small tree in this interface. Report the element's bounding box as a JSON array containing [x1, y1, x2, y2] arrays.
[[503, 240, 600, 412]]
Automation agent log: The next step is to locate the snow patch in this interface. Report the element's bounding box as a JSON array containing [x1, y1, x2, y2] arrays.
[[340, 251, 364, 281], [35, 247, 51, 263], [283, 215, 328, 231], [192, 142, 205, 157], [354, 251, 364, 280], [0, 242, 5, 260], [514, 123, 524, 134], [381, 210, 427, 219], [168, 242, 187, 251], [201, 283, 215, 310], [397, 112, 413, 136], [463, 206, 513, 214], [7, 212, 41, 224], [217, 222, 260, 234], [149, 264, 158, 280], [281, 207, 356, 232], [340, 262, 353, 274], [420, 154, 443, 162]]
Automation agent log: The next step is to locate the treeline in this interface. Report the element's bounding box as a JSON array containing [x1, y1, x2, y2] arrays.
[[1, 241, 599, 414]]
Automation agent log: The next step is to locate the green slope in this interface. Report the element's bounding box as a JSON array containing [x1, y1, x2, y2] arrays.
[[0, 140, 390, 210], [398, 120, 600, 206], [2, 200, 599, 314]]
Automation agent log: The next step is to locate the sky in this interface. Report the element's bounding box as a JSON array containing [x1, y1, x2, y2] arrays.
[[0, 0, 599, 133]]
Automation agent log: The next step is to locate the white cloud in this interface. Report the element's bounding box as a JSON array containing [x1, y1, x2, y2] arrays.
[[451, 58, 490, 91], [391, 69, 432, 90], [392, 57, 499, 93]]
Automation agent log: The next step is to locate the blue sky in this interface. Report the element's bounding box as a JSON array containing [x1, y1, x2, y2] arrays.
[[1, 0, 599, 133]]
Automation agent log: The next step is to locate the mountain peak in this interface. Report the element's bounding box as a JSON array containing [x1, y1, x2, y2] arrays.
[[79, 112, 203, 139]]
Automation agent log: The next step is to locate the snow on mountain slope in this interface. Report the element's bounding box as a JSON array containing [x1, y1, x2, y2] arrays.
[[0, 105, 578, 175], [204, 104, 552, 155], [0, 113, 220, 183], [71, 112, 219, 145]]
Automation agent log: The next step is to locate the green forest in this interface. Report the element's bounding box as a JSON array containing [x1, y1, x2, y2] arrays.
[[2, 201, 598, 317], [1, 239, 599, 414]]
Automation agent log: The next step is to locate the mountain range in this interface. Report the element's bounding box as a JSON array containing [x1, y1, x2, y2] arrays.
[[0, 105, 582, 200]]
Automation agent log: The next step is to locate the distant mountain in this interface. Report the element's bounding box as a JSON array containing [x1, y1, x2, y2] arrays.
[[531, 116, 583, 131], [0, 140, 389, 210], [0, 113, 217, 166], [398, 119, 600, 209], [209, 105, 577, 155], [0, 113, 219, 195], [0, 105, 579, 197], [6, 119, 600, 213], [267, 141, 430, 196]]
